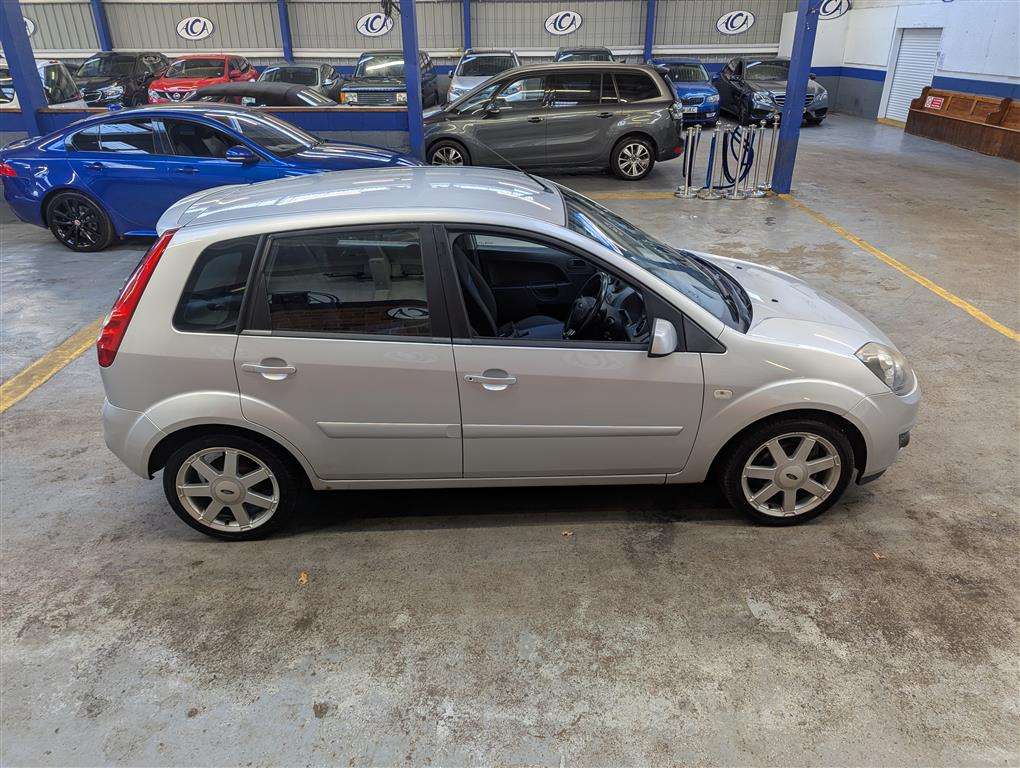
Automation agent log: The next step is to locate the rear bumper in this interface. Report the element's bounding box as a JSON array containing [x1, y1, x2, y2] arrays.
[[848, 379, 921, 479], [2, 179, 45, 227], [103, 399, 165, 478]]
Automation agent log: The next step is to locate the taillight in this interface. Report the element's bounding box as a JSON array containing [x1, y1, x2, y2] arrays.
[[97, 228, 177, 368], [0, 162, 16, 177]]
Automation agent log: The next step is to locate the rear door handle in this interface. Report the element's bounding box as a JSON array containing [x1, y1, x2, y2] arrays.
[[527, 116, 543, 123], [173, 166, 199, 174], [85, 161, 104, 171], [464, 372, 517, 391], [597, 112, 614, 118], [241, 362, 296, 380]]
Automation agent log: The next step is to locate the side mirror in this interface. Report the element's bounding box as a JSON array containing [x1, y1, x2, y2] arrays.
[[648, 318, 678, 358], [225, 145, 258, 164], [229, 69, 243, 80], [485, 102, 502, 116]]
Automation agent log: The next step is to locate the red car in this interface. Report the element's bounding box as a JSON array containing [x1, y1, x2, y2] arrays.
[[148, 54, 257, 103]]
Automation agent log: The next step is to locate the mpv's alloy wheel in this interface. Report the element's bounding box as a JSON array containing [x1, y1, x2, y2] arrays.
[[429, 140, 469, 166], [720, 418, 855, 525], [46, 192, 114, 252], [611, 138, 655, 180], [163, 434, 298, 540]]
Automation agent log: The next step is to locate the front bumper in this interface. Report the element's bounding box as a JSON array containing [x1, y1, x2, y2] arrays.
[[848, 378, 921, 480], [103, 399, 166, 479], [750, 104, 828, 122]]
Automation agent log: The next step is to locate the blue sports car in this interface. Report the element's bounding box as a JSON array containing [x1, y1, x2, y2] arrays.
[[0, 103, 420, 251], [654, 60, 720, 126]]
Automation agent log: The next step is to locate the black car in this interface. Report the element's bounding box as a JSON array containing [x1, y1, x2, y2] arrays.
[[74, 52, 169, 107], [257, 62, 343, 101], [340, 50, 440, 107], [186, 81, 338, 107], [554, 46, 615, 63], [714, 56, 829, 125]]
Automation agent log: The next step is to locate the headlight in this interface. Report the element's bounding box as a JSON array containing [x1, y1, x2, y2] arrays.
[[855, 342, 914, 395], [100, 85, 124, 98], [706, 93, 720, 104], [396, 92, 407, 104]]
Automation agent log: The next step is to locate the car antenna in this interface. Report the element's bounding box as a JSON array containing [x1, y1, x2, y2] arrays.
[[453, 102, 556, 193]]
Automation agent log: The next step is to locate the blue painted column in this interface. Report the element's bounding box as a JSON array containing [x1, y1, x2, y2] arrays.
[[399, 0, 424, 160], [89, 0, 113, 51], [462, 0, 471, 51], [643, 0, 656, 63], [0, 0, 48, 136], [277, 0, 294, 63], [771, 0, 821, 194]]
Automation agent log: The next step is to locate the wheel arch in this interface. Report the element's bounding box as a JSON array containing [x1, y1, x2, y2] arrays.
[[612, 131, 658, 157], [40, 185, 115, 232], [426, 136, 471, 164]]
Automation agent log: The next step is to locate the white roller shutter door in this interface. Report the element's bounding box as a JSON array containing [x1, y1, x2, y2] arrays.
[[885, 28, 943, 123]]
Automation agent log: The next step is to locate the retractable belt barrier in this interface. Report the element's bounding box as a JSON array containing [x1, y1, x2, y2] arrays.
[[676, 113, 779, 201]]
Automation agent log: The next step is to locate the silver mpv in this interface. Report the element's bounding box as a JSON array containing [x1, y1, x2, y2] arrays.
[[100, 167, 919, 540]]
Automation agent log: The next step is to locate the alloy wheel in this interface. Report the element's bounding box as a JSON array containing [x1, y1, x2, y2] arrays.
[[618, 142, 651, 178], [740, 432, 842, 517], [174, 447, 280, 533], [49, 196, 104, 249], [431, 146, 465, 166]]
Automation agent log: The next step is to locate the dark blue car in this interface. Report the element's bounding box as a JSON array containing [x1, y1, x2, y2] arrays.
[[654, 60, 720, 126], [0, 103, 420, 251]]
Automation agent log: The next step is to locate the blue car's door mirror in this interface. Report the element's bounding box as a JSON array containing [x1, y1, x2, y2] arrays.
[[225, 145, 258, 164]]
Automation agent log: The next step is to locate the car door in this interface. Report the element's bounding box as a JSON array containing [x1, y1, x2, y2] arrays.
[[161, 116, 282, 195], [468, 74, 547, 167], [438, 225, 704, 479], [234, 224, 463, 481], [715, 59, 740, 113], [65, 118, 174, 233], [542, 70, 612, 168]]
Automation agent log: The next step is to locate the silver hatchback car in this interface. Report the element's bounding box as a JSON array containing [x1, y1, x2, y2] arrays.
[[99, 167, 919, 540]]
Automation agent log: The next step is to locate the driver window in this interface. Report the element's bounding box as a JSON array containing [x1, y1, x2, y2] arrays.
[[494, 76, 545, 110], [448, 231, 649, 344], [262, 227, 431, 337], [164, 119, 239, 158]]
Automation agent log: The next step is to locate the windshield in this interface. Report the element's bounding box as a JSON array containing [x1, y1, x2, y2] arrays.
[[0, 68, 13, 103], [457, 55, 517, 77], [261, 67, 318, 86], [558, 50, 612, 62], [209, 111, 318, 155], [166, 58, 225, 79], [561, 187, 748, 330], [665, 63, 709, 83], [296, 89, 334, 106], [354, 55, 404, 79], [745, 61, 789, 80], [76, 55, 135, 78]]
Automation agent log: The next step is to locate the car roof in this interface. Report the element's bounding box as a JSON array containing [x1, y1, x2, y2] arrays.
[[463, 48, 516, 56], [507, 61, 658, 76], [171, 53, 232, 60], [41, 102, 269, 135], [195, 81, 307, 96], [557, 46, 613, 53], [172, 167, 567, 230], [263, 62, 330, 69]]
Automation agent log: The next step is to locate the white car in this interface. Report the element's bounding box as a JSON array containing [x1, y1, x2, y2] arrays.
[[0, 59, 87, 109], [99, 167, 919, 540], [447, 48, 520, 104]]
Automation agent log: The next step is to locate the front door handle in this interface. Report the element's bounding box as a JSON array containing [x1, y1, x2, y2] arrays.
[[464, 371, 517, 391], [597, 111, 614, 118], [527, 116, 543, 123], [173, 166, 199, 174], [241, 362, 296, 381]]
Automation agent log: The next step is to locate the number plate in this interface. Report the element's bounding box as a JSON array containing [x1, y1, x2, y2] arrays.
[[682, 106, 699, 114]]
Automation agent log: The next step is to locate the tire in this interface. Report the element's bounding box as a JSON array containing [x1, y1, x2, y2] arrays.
[[610, 136, 655, 181], [162, 433, 300, 541], [806, 115, 825, 126], [428, 139, 470, 167], [718, 417, 856, 526], [46, 191, 115, 252]]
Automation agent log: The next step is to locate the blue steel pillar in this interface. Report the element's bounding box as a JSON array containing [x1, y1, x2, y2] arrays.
[[277, 0, 294, 63], [89, 0, 113, 51], [771, 0, 821, 194], [643, 0, 656, 63], [399, 0, 424, 160], [0, 0, 48, 136], [462, 0, 471, 50]]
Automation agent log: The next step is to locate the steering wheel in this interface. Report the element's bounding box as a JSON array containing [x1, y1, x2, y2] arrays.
[[564, 272, 611, 340]]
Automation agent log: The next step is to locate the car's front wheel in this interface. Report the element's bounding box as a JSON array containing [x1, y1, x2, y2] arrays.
[[46, 191, 115, 252], [719, 417, 856, 525], [611, 137, 655, 180], [428, 140, 470, 166], [163, 434, 300, 540]]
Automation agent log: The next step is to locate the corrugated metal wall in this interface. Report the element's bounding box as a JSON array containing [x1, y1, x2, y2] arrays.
[[105, 0, 282, 52], [655, 0, 798, 49], [472, 0, 646, 52], [289, 0, 461, 54], [23, 1, 99, 52]]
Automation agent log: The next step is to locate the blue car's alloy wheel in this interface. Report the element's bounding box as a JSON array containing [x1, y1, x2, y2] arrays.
[[47, 192, 114, 252]]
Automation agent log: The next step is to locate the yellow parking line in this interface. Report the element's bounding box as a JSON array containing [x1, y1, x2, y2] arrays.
[[0, 318, 103, 414], [779, 194, 1019, 342], [586, 190, 679, 201]]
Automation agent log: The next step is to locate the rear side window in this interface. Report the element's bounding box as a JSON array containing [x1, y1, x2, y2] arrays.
[[174, 236, 259, 333], [613, 72, 659, 103], [261, 227, 431, 337], [546, 72, 600, 107]]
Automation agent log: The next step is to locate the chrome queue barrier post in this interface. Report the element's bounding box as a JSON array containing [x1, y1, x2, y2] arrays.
[[747, 121, 768, 198], [697, 125, 725, 200], [675, 125, 701, 199], [762, 112, 780, 193], [728, 126, 749, 200]]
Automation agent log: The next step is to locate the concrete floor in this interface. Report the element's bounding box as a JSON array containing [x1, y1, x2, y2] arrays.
[[1, 115, 1017, 766]]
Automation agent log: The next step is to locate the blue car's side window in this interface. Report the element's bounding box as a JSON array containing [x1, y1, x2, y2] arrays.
[[69, 125, 101, 152]]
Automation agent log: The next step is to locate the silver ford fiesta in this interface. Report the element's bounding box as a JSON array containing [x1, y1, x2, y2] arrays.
[[99, 167, 919, 539]]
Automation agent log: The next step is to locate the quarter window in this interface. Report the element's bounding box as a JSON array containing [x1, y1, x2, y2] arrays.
[[613, 72, 659, 103], [546, 72, 601, 108], [262, 228, 431, 337], [69, 125, 101, 151], [174, 237, 259, 333]]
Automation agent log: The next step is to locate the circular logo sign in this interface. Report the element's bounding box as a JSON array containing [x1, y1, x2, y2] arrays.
[[716, 10, 755, 35], [176, 16, 214, 40], [356, 12, 394, 37], [387, 306, 430, 321], [819, 0, 852, 20], [544, 10, 583, 36], [23, 17, 36, 36]]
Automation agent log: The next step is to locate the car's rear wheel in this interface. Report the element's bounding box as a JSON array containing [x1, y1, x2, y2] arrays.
[[46, 191, 114, 252], [163, 434, 300, 540], [429, 140, 470, 166], [611, 137, 655, 180], [719, 417, 855, 525]]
